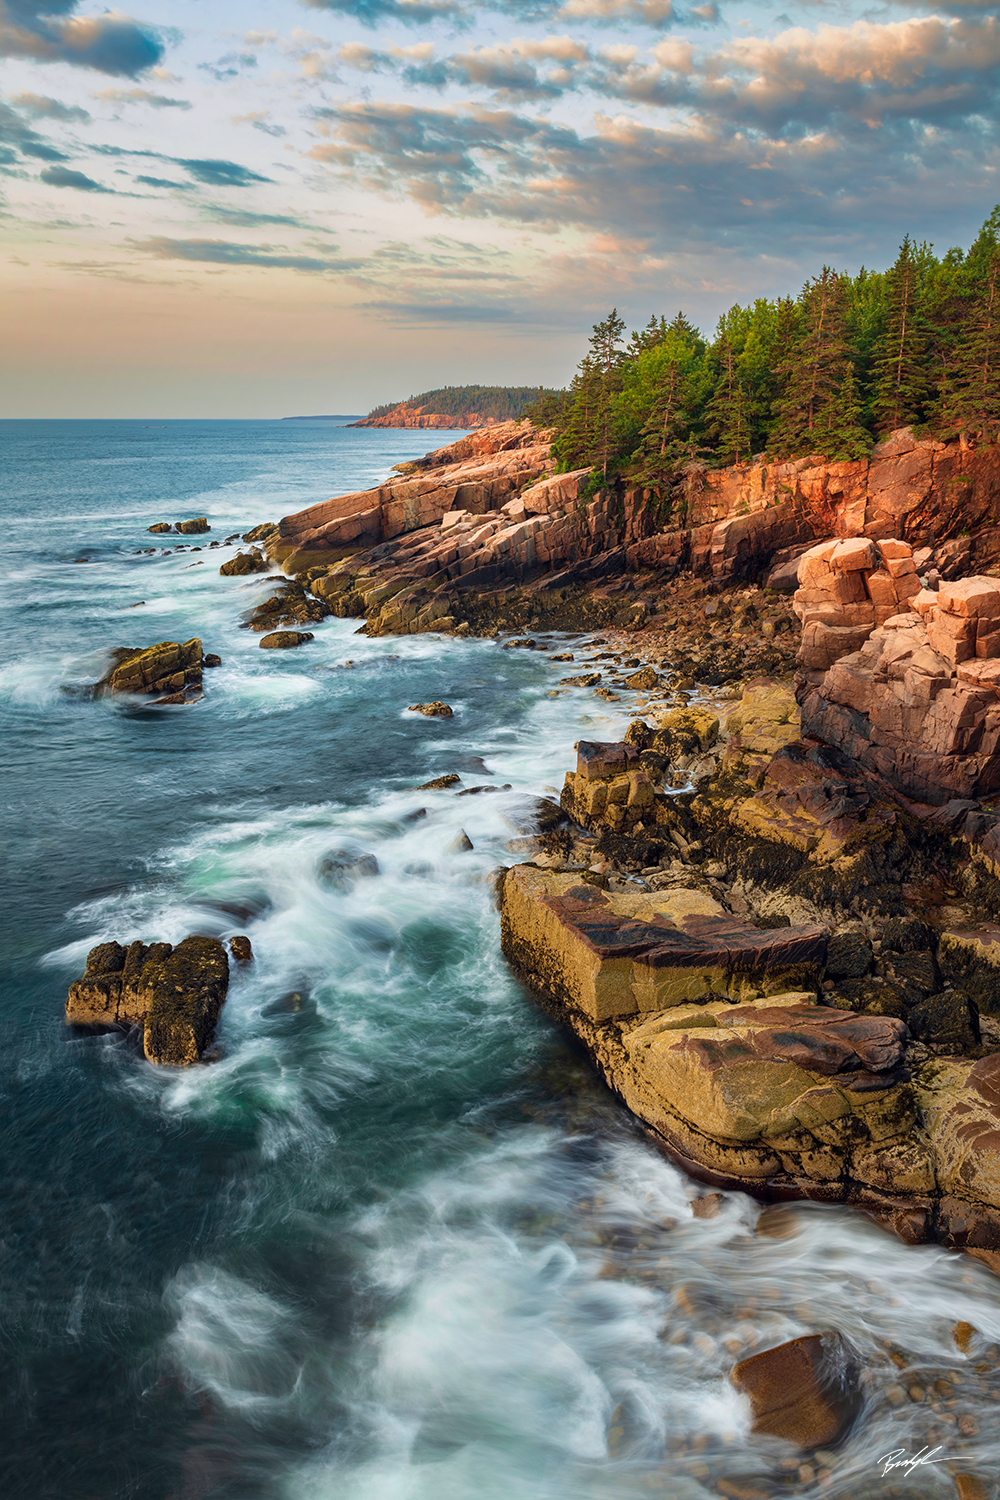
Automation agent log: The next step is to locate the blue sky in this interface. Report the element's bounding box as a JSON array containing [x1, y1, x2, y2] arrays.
[[2, 0, 998, 414]]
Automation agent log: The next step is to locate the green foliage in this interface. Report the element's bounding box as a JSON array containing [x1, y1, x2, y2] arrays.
[[364, 385, 553, 422], [542, 204, 1000, 488]]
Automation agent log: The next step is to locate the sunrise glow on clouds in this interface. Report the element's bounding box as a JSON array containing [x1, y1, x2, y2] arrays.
[[1, 0, 999, 414]]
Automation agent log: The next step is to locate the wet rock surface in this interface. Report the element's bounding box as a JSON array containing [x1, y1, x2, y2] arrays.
[[66, 935, 235, 1065], [259, 630, 314, 649], [91, 638, 206, 702], [731, 1332, 861, 1449]]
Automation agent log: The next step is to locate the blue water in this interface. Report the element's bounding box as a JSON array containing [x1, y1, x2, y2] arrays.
[[3, 420, 1000, 1499]]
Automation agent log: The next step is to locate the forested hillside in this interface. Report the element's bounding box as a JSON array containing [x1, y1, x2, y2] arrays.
[[364, 385, 551, 422], [533, 207, 1000, 495]]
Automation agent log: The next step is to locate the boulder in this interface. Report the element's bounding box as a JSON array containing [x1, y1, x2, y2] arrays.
[[259, 631, 314, 649], [148, 522, 173, 534], [418, 773, 462, 789], [93, 639, 204, 699], [175, 517, 209, 534], [220, 549, 268, 576], [229, 936, 253, 963], [318, 849, 380, 891], [501, 866, 827, 1021], [448, 830, 474, 852], [907, 990, 980, 1051], [731, 1332, 861, 1449], [243, 522, 277, 543], [66, 935, 230, 1065], [825, 933, 873, 981], [408, 702, 453, 717]]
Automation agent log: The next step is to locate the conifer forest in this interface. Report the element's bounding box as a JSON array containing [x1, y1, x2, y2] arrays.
[[532, 208, 1000, 494]]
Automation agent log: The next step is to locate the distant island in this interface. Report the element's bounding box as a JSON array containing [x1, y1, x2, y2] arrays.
[[281, 414, 363, 423], [349, 385, 554, 429]]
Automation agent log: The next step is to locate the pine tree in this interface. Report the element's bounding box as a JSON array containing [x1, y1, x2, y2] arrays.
[[940, 250, 1000, 431], [813, 364, 872, 460], [551, 355, 600, 470], [704, 338, 752, 465], [872, 236, 930, 432], [768, 269, 867, 458], [588, 308, 627, 478]]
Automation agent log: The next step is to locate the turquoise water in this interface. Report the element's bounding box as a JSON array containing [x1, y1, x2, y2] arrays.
[[3, 420, 1000, 1499]]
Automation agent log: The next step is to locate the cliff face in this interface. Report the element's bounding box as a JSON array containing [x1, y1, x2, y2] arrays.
[[349, 403, 494, 430]]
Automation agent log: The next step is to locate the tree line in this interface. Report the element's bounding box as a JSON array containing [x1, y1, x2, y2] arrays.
[[530, 207, 1000, 492], [365, 385, 554, 422]]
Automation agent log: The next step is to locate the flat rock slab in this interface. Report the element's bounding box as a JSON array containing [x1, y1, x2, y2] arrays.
[[501, 865, 827, 1021]]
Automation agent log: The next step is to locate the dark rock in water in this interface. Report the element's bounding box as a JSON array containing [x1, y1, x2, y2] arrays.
[[319, 849, 380, 891], [501, 638, 535, 649], [908, 990, 980, 1051], [93, 638, 204, 699], [448, 830, 474, 852], [731, 1332, 861, 1449], [409, 702, 453, 717], [560, 673, 602, 687], [403, 807, 427, 823], [825, 933, 873, 981], [456, 784, 512, 796], [260, 631, 314, 649], [204, 654, 222, 668], [243, 522, 277, 543], [229, 935, 253, 964], [148, 522, 172, 534], [624, 666, 658, 691], [501, 797, 566, 835], [418, 773, 462, 789], [220, 549, 268, 577], [66, 935, 230, 1065], [175, 517, 209, 534]]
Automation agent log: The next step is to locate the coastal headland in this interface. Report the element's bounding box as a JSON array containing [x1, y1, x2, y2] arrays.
[[239, 417, 1000, 1273]]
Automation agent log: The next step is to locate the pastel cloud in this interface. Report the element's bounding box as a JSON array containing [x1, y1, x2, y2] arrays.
[[40, 161, 112, 188], [93, 86, 191, 108], [0, 0, 164, 76], [9, 88, 91, 119], [129, 235, 361, 272]]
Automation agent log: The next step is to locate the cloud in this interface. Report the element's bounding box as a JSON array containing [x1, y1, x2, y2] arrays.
[[357, 297, 517, 320], [0, 98, 69, 161], [202, 205, 315, 228], [40, 162, 112, 190], [308, 98, 1000, 266], [9, 89, 91, 120], [230, 110, 286, 137], [135, 173, 192, 189], [297, 0, 464, 26], [129, 235, 361, 272], [0, 1, 164, 76], [175, 158, 273, 187], [93, 86, 191, 109]]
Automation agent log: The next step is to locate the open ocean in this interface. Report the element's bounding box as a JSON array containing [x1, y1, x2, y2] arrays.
[[3, 419, 1000, 1499]]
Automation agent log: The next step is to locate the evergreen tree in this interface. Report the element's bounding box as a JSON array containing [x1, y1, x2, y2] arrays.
[[628, 315, 667, 356], [551, 355, 600, 470], [769, 269, 868, 459], [588, 308, 627, 478], [940, 250, 1000, 430], [703, 337, 752, 465], [872, 236, 930, 432]]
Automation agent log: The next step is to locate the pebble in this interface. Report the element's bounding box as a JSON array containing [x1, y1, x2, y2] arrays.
[[958, 1413, 980, 1436]]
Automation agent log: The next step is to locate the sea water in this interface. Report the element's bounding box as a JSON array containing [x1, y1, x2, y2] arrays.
[[2, 419, 1000, 1499]]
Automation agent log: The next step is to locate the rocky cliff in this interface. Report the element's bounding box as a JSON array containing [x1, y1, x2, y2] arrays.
[[349, 403, 494, 429]]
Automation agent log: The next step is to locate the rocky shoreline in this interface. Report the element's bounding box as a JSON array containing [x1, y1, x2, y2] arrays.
[[73, 423, 1000, 1282]]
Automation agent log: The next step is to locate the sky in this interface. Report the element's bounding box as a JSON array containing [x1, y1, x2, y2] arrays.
[[1, 0, 999, 415]]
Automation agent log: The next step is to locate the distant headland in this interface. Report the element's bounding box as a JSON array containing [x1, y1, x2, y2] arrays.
[[348, 385, 554, 429]]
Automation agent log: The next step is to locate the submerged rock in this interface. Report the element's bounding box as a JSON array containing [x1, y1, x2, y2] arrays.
[[418, 773, 462, 789], [66, 935, 231, 1065], [229, 935, 253, 964], [448, 830, 474, 852], [731, 1332, 861, 1449], [319, 849, 380, 891]]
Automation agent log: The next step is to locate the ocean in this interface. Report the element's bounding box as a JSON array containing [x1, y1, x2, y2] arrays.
[[2, 418, 999, 1498]]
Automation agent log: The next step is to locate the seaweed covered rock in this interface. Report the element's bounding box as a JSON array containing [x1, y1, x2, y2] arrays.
[[66, 935, 234, 1065], [93, 639, 204, 700]]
